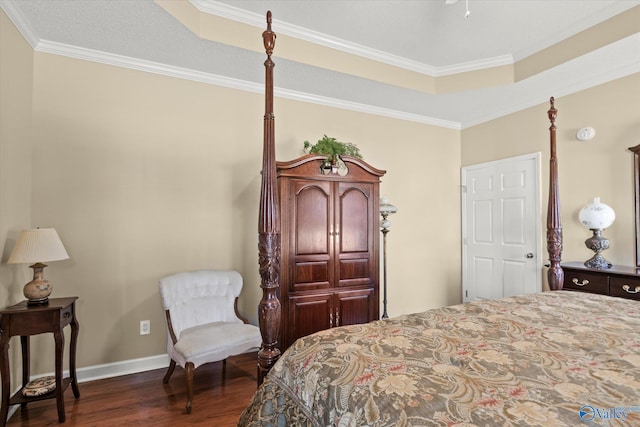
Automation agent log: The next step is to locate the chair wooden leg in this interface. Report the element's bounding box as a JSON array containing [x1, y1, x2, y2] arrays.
[[185, 362, 195, 414], [163, 359, 176, 384]]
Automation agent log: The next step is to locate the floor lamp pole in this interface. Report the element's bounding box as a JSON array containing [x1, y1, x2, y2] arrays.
[[379, 197, 397, 320], [381, 224, 390, 319]]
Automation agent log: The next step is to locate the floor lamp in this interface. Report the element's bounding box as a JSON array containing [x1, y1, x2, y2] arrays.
[[380, 197, 397, 319]]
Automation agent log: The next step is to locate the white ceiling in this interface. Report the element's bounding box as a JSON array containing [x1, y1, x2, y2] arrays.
[[2, 0, 640, 128], [213, 0, 636, 70]]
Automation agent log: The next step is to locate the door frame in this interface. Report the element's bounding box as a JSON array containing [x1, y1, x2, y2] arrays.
[[461, 152, 542, 301]]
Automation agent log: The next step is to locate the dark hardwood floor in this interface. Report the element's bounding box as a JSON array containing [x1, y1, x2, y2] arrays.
[[6, 352, 258, 426]]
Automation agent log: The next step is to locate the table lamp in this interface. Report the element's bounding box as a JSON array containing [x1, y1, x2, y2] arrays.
[[7, 228, 69, 304], [578, 197, 615, 269]]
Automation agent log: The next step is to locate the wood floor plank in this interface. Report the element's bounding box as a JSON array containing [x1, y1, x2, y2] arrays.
[[6, 352, 258, 426]]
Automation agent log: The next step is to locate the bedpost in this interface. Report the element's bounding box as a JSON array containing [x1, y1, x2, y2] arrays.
[[546, 97, 563, 290], [257, 11, 281, 385]]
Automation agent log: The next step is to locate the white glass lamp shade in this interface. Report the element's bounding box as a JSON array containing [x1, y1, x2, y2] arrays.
[[379, 197, 398, 215], [8, 228, 69, 264], [578, 197, 615, 230]]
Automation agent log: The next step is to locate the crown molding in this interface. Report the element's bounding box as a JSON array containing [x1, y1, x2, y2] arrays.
[[512, 1, 639, 62], [191, 0, 515, 77], [434, 55, 514, 77], [1, 0, 39, 48], [276, 88, 461, 130], [35, 40, 263, 92], [191, 0, 437, 76], [26, 35, 640, 131], [33, 39, 461, 129], [191, 1, 639, 77], [461, 33, 640, 128]]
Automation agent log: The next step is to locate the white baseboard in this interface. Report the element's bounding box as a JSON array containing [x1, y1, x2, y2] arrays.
[[75, 353, 171, 383], [15, 353, 171, 385]]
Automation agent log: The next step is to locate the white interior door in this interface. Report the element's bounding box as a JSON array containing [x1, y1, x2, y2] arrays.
[[462, 153, 541, 301]]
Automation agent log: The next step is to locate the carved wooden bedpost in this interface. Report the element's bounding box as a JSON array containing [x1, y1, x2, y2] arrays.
[[257, 11, 281, 385], [546, 97, 563, 290]]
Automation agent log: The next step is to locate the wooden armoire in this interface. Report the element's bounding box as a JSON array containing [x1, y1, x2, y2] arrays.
[[277, 154, 386, 351]]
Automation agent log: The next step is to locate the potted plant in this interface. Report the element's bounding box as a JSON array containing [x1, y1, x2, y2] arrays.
[[303, 135, 362, 172]]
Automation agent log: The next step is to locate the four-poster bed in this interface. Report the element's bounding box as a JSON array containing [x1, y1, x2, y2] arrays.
[[249, 12, 640, 426], [256, 11, 280, 385]]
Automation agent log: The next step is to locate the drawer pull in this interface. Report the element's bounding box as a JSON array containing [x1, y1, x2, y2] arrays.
[[572, 278, 589, 287], [622, 284, 640, 294]]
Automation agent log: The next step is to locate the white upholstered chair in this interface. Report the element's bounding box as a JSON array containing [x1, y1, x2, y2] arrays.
[[158, 270, 261, 414]]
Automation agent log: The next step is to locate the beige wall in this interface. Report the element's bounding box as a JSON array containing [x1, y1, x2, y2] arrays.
[[0, 11, 36, 390], [0, 12, 33, 296], [463, 73, 640, 271], [1, 14, 460, 373]]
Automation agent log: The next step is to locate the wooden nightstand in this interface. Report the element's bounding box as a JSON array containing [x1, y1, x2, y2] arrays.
[[562, 262, 640, 300], [0, 297, 80, 426]]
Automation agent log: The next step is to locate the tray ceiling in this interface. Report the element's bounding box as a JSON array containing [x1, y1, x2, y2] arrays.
[[2, 0, 639, 128]]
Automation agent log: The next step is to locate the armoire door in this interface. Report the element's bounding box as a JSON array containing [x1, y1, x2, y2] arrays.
[[286, 292, 333, 348], [335, 182, 376, 290], [288, 179, 334, 292], [287, 288, 375, 347], [333, 288, 376, 327]]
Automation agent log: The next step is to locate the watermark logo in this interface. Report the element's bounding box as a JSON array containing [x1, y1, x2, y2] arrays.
[[579, 405, 640, 422], [579, 406, 596, 422]]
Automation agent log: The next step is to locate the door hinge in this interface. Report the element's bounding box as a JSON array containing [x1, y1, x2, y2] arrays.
[[461, 185, 467, 193]]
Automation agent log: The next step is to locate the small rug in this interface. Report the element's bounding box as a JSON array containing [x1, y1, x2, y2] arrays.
[[22, 376, 56, 397]]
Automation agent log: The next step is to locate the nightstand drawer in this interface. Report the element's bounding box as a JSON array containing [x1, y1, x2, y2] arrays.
[[561, 262, 640, 299], [610, 276, 640, 300], [563, 271, 609, 295]]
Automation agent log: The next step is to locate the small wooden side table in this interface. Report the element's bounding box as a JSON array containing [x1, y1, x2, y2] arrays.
[[0, 297, 80, 426]]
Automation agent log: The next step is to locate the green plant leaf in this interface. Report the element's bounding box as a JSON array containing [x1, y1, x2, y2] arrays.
[[302, 135, 362, 159]]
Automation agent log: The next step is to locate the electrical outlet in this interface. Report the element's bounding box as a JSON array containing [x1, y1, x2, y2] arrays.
[[140, 320, 150, 335]]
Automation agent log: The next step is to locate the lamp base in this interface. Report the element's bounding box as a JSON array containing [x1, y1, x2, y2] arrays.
[[27, 297, 50, 306], [584, 254, 612, 270], [24, 263, 52, 305], [584, 229, 612, 270]]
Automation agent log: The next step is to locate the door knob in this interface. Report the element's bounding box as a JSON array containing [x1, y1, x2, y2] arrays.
[[525, 253, 534, 258]]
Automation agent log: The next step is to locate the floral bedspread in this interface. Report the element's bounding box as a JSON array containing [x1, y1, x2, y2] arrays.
[[238, 291, 640, 426]]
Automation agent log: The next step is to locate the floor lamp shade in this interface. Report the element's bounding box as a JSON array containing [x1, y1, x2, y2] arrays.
[[8, 228, 70, 304]]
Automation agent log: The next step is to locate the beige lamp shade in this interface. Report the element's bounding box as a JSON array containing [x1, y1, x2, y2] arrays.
[[8, 228, 69, 265], [7, 228, 69, 304]]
